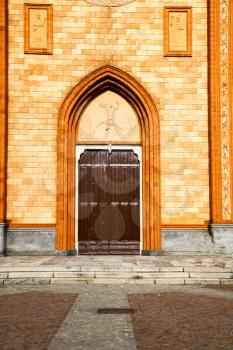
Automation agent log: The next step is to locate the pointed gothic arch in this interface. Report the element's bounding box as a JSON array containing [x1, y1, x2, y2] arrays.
[[56, 66, 161, 252]]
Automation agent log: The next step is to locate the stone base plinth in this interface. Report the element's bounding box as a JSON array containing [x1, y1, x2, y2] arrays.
[[6, 228, 56, 255], [0, 223, 6, 256], [56, 250, 77, 256], [162, 229, 215, 254], [1, 225, 233, 256], [210, 224, 233, 255]]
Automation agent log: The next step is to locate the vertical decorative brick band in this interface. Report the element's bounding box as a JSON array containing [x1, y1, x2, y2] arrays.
[[0, 2, 7, 223], [209, 0, 233, 224], [220, 0, 231, 220], [228, 1, 233, 222], [209, 0, 222, 223]]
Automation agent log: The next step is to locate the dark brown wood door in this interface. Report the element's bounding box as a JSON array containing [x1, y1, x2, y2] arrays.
[[78, 149, 140, 254]]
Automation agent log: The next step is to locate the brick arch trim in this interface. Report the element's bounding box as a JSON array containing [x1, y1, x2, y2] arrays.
[[56, 65, 161, 252]]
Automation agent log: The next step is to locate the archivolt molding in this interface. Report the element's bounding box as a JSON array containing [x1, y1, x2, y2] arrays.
[[56, 66, 161, 251]]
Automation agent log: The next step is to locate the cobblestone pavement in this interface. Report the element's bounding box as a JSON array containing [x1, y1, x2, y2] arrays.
[[0, 291, 78, 350], [128, 292, 233, 350], [0, 284, 233, 349]]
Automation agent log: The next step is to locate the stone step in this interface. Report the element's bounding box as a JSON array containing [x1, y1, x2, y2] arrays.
[[2, 270, 232, 278], [0, 266, 232, 273], [2, 276, 233, 285], [0, 255, 232, 285], [0, 269, 232, 285]]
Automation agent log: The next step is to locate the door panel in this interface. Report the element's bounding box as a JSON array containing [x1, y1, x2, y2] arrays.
[[78, 149, 140, 254]]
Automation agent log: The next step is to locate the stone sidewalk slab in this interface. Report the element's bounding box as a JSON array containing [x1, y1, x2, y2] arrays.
[[48, 287, 136, 350]]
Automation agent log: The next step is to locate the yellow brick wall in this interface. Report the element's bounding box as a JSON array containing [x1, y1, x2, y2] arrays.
[[7, 0, 209, 225]]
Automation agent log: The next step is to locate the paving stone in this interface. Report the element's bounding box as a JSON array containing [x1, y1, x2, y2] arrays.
[[131, 266, 160, 272], [54, 272, 95, 278], [153, 272, 189, 278], [81, 265, 107, 272], [4, 278, 51, 285], [155, 278, 185, 285], [49, 287, 136, 350], [51, 278, 90, 284], [95, 272, 136, 278], [94, 272, 165, 279], [159, 266, 184, 272], [189, 272, 233, 278], [220, 279, 233, 284], [103, 265, 132, 272], [0, 266, 81, 272], [185, 279, 220, 285], [128, 292, 233, 350], [0, 291, 78, 350], [184, 266, 233, 272], [63, 266, 82, 271], [8, 271, 54, 278], [91, 279, 155, 284]]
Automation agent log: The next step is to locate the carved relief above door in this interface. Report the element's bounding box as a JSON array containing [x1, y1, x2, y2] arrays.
[[77, 91, 141, 143]]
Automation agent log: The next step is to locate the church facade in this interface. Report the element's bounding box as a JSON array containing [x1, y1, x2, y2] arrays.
[[0, 0, 233, 255]]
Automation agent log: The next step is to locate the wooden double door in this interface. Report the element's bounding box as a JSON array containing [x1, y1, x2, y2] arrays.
[[78, 149, 140, 254]]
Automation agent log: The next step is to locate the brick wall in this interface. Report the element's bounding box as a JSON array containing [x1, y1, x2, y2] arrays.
[[7, 0, 209, 225]]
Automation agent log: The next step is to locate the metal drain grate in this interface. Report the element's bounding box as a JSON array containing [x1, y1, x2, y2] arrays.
[[97, 308, 135, 314]]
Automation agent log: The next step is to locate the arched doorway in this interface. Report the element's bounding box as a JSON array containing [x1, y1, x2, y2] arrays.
[[56, 66, 161, 253]]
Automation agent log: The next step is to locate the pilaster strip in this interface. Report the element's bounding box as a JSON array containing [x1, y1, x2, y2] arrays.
[[209, 0, 222, 223], [0, 2, 7, 223], [220, 0, 231, 220], [229, 0, 233, 222]]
